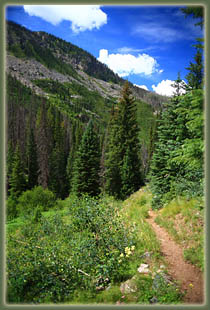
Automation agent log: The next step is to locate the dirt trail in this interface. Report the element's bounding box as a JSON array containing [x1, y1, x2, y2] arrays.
[[146, 210, 204, 304]]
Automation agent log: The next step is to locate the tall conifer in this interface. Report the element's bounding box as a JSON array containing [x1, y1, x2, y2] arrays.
[[26, 128, 39, 189], [9, 143, 27, 198], [72, 120, 101, 196], [105, 82, 142, 200]]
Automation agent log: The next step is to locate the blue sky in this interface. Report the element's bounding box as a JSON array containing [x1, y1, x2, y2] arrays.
[[6, 5, 204, 96]]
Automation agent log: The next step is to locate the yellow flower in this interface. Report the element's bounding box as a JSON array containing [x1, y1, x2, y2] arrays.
[[189, 283, 194, 288], [131, 245, 135, 251], [125, 247, 129, 253], [118, 259, 122, 263], [120, 253, 124, 258]]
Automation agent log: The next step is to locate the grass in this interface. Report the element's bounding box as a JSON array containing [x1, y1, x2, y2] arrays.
[[6, 188, 185, 304], [155, 196, 204, 271], [94, 187, 184, 304]]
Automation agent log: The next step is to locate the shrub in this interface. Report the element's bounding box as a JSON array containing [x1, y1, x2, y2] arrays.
[[7, 195, 137, 303], [6, 196, 18, 220], [17, 186, 56, 217]]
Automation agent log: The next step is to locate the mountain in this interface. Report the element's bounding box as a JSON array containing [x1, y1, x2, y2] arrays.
[[6, 21, 168, 109], [6, 21, 168, 198]]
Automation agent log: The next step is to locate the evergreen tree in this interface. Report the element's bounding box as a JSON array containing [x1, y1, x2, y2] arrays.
[[104, 106, 122, 198], [9, 143, 27, 198], [185, 48, 204, 90], [172, 72, 186, 96], [121, 147, 137, 198], [181, 6, 204, 28], [6, 140, 15, 194], [72, 120, 101, 196], [26, 128, 39, 189], [148, 89, 204, 208], [48, 111, 68, 198], [149, 9, 204, 208], [36, 103, 50, 189], [66, 121, 83, 191], [105, 82, 142, 200]]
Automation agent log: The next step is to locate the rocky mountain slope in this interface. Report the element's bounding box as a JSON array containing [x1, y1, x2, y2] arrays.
[[6, 21, 169, 196], [6, 21, 168, 110]]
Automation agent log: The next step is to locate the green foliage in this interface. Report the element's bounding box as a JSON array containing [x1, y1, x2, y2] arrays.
[[154, 196, 204, 271], [7, 195, 136, 303], [149, 89, 204, 208], [72, 121, 101, 196], [7, 21, 121, 84], [105, 82, 142, 200], [185, 48, 204, 90], [26, 128, 39, 189], [6, 196, 18, 220], [17, 186, 56, 217], [9, 143, 27, 199], [181, 6, 204, 28]]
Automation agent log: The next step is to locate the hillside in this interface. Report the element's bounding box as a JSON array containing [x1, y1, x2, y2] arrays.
[[6, 20, 168, 198], [6, 21, 168, 109], [5, 9, 204, 306]]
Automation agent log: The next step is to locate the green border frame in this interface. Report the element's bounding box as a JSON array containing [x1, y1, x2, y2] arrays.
[[0, 1, 209, 309]]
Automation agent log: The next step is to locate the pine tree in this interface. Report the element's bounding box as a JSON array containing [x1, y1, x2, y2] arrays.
[[66, 121, 83, 191], [172, 72, 186, 96], [149, 88, 204, 208], [26, 128, 39, 189], [105, 82, 142, 200], [48, 111, 68, 198], [6, 140, 15, 194], [36, 103, 50, 189], [9, 143, 27, 198], [104, 106, 122, 198], [181, 6, 204, 28], [72, 120, 101, 196], [185, 48, 204, 90]]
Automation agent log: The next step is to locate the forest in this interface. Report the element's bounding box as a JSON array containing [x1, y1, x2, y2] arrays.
[[6, 7, 204, 305]]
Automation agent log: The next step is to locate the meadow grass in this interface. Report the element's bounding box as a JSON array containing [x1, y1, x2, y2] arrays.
[[155, 196, 204, 271]]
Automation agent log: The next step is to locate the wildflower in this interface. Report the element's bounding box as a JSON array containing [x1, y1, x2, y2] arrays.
[[189, 283, 194, 288], [131, 245, 135, 251], [118, 259, 122, 263], [120, 253, 124, 258], [125, 247, 132, 255]]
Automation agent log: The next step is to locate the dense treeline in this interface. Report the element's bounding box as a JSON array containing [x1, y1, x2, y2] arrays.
[[148, 8, 204, 208], [6, 74, 84, 202], [6, 9, 204, 216], [6, 74, 156, 219]]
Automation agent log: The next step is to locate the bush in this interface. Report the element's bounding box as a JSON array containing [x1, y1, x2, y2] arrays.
[[17, 186, 56, 217], [6, 196, 18, 220], [7, 195, 137, 303]]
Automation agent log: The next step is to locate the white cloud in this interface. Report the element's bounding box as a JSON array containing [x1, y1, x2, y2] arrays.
[[98, 49, 162, 77], [117, 47, 142, 53], [23, 5, 107, 33], [117, 46, 156, 54], [134, 84, 149, 91], [152, 79, 186, 97]]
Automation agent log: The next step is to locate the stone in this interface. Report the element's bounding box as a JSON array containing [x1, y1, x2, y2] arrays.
[[152, 274, 162, 290], [120, 278, 137, 294], [137, 263, 149, 274], [150, 296, 158, 304], [140, 251, 152, 259]]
